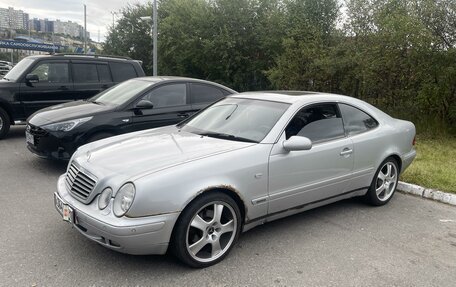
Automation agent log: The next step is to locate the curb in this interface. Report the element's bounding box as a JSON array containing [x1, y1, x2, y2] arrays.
[[397, 181, 456, 206]]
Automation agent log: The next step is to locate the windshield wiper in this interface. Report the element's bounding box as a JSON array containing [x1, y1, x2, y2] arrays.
[[200, 132, 257, 143]]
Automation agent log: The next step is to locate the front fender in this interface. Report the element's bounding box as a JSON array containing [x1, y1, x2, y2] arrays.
[[127, 144, 273, 222]]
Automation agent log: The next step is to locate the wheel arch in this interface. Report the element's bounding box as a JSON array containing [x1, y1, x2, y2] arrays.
[[169, 186, 247, 245], [386, 153, 402, 173]]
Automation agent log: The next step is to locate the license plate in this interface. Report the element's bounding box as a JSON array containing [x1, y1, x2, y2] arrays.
[[25, 131, 34, 145], [54, 193, 74, 223]]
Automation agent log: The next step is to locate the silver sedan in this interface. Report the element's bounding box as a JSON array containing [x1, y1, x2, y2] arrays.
[[54, 91, 416, 267]]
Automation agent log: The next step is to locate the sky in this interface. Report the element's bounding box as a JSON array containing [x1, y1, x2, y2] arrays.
[[0, 0, 149, 42]]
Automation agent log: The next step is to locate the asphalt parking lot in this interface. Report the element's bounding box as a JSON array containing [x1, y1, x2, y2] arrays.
[[1, 125, 456, 287]]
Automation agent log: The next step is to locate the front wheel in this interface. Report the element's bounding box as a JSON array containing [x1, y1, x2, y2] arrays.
[[172, 192, 242, 268], [364, 157, 399, 206]]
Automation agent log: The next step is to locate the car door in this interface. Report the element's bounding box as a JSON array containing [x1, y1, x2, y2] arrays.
[[127, 82, 192, 132], [189, 82, 229, 115], [19, 60, 74, 117], [268, 103, 354, 214], [71, 61, 113, 101]]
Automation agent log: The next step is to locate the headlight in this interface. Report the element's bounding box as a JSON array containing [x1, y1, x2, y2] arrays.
[[42, 117, 92, 132], [98, 187, 113, 210], [113, 183, 135, 217]]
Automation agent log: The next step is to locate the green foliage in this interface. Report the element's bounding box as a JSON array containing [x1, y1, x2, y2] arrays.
[[103, 0, 456, 133]]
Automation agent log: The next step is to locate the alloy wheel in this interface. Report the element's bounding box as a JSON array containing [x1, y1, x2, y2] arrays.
[[375, 162, 398, 201], [185, 201, 237, 263]]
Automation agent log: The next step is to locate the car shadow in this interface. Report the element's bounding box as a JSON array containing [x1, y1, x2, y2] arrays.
[[6, 125, 26, 139]]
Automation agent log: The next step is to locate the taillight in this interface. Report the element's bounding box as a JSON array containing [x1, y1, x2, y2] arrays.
[[412, 136, 416, 146]]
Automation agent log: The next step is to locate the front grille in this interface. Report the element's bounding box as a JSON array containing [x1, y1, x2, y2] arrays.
[[65, 163, 97, 200], [27, 124, 48, 145]]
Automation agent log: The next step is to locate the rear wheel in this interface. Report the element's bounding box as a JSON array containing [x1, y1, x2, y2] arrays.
[[172, 192, 242, 268], [0, 107, 11, 139], [364, 157, 399, 206]]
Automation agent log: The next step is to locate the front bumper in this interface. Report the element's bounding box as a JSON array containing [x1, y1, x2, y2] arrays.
[[26, 124, 76, 160], [55, 175, 180, 255]]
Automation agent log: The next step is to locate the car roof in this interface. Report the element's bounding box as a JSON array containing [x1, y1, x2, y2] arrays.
[[25, 54, 136, 62], [229, 91, 393, 122], [133, 76, 238, 93], [230, 91, 359, 105]]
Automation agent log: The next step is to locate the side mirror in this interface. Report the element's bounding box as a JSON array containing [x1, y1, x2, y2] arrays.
[[25, 74, 39, 84], [283, 136, 312, 151], [135, 99, 154, 109]]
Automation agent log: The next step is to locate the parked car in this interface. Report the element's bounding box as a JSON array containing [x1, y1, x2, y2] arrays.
[[53, 91, 416, 267], [26, 76, 236, 160], [0, 54, 145, 139], [0, 60, 13, 79]]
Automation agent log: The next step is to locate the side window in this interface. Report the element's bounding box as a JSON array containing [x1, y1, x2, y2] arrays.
[[142, 84, 187, 108], [339, 104, 378, 135], [285, 103, 345, 142], [72, 63, 99, 83], [29, 62, 69, 83], [110, 62, 137, 82], [190, 83, 225, 104], [97, 65, 112, 82]]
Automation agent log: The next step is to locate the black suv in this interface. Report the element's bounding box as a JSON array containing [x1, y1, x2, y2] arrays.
[[0, 54, 145, 139]]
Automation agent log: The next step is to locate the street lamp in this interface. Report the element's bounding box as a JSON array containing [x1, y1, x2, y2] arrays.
[[139, 0, 158, 76]]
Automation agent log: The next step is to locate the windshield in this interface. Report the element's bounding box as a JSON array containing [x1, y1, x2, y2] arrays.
[[3, 58, 35, 81], [180, 98, 290, 143], [90, 79, 155, 106]]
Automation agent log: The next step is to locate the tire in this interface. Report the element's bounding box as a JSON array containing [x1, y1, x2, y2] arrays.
[[0, 107, 11, 139], [172, 192, 242, 268], [364, 157, 399, 206], [87, 132, 114, 143]]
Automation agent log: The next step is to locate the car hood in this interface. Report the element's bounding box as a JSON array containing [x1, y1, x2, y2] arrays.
[[28, 100, 113, 126], [73, 126, 255, 179]]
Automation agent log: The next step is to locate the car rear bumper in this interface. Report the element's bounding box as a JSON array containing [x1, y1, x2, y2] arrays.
[[55, 175, 179, 255], [401, 149, 417, 173]]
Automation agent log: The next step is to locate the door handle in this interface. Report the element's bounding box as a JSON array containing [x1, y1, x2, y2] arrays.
[[178, 113, 189, 118], [340, 148, 353, 156], [58, 86, 69, 90]]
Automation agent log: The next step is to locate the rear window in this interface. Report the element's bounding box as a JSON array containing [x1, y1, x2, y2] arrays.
[[190, 83, 226, 104], [110, 62, 137, 82]]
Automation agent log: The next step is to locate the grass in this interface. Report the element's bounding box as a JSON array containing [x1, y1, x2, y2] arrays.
[[400, 136, 456, 194]]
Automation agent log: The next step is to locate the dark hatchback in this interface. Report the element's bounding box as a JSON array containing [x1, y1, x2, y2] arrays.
[[26, 76, 236, 160]]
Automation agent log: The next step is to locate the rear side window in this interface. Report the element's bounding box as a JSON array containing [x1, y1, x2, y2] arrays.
[[110, 62, 137, 82], [97, 65, 112, 82], [285, 103, 345, 142], [339, 104, 378, 135], [73, 63, 98, 83], [142, 83, 187, 108], [190, 83, 226, 104]]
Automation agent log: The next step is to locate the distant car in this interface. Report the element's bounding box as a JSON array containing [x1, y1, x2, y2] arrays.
[[0, 61, 12, 78], [26, 77, 236, 160], [53, 91, 416, 267], [0, 54, 145, 139]]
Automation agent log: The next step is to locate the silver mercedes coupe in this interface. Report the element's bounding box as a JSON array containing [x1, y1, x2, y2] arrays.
[[54, 91, 416, 267]]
